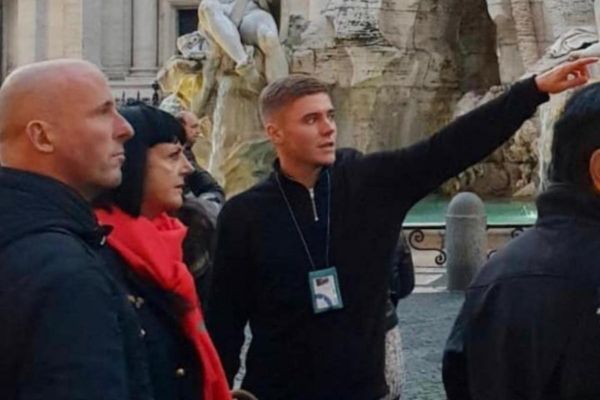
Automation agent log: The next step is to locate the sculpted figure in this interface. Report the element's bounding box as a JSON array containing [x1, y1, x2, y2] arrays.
[[193, 0, 288, 117], [197, 0, 287, 82], [568, 0, 600, 59], [157, 32, 207, 114]]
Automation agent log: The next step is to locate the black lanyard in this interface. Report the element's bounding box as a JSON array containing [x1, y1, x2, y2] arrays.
[[275, 170, 331, 270]]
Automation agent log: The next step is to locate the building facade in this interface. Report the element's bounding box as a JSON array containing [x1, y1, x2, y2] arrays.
[[1, 0, 199, 98]]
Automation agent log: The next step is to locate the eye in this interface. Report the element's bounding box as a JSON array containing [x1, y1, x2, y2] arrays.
[[305, 115, 317, 124]]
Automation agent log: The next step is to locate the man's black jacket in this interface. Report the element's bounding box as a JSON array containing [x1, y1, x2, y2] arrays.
[[0, 168, 152, 400], [443, 184, 600, 400], [207, 77, 548, 400]]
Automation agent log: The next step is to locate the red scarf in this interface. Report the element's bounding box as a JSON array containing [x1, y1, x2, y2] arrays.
[[95, 207, 231, 400]]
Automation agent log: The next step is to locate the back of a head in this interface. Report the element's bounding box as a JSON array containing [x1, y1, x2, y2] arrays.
[[549, 82, 600, 192], [258, 74, 330, 124], [97, 102, 186, 216], [176, 110, 195, 124]]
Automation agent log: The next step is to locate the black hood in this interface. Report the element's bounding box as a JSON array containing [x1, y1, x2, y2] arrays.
[[0, 168, 103, 250]]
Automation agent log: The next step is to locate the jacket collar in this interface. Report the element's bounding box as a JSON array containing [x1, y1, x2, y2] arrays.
[[270, 159, 330, 190], [536, 183, 600, 224], [0, 167, 105, 248]]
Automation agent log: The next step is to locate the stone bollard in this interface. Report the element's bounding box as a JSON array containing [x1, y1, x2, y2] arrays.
[[445, 192, 487, 291]]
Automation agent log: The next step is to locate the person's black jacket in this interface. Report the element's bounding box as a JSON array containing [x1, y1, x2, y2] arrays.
[[184, 147, 224, 198], [177, 199, 216, 303], [99, 246, 204, 400], [207, 77, 548, 400], [386, 232, 415, 330], [390, 232, 415, 305], [0, 168, 152, 400], [443, 184, 600, 400]]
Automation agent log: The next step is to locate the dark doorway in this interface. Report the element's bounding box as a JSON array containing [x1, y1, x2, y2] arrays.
[[178, 9, 198, 37]]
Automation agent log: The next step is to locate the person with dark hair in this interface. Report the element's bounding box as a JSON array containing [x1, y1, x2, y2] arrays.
[[94, 103, 231, 400], [177, 199, 217, 300], [175, 110, 223, 301], [0, 59, 135, 400], [207, 59, 596, 400], [443, 80, 600, 400]]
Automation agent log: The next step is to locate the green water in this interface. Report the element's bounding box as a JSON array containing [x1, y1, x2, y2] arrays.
[[404, 195, 537, 227]]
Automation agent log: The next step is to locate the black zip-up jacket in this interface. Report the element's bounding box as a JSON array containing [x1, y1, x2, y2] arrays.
[[386, 232, 415, 330], [207, 77, 548, 400], [0, 168, 152, 400], [443, 184, 600, 400]]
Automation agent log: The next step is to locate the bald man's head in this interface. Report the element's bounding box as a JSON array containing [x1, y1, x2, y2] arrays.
[[0, 59, 134, 199], [176, 110, 201, 145], [0, 60, 93, 142]]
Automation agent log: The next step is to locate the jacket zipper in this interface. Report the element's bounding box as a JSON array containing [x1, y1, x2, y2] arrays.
[[308, 188, 319, 222]]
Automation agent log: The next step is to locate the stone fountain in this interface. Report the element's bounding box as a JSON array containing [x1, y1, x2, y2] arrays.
[[157, 0, 600, 199]]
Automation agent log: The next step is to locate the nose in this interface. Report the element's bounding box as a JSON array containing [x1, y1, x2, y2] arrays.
[[181, 154, 194, 176], [319, 117, 336, 137], [114, 112, 134, 141]]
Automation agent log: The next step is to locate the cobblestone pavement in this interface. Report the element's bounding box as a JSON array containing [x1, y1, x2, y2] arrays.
[[396, 292, 465, 400]]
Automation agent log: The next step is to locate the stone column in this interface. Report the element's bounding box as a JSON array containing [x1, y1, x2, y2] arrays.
[[130, 0, 158, 77], [47, 0, 84, 60], [13, 0, 37, 66], [102, 0, 132, 79], [82, 0, 102, 66]]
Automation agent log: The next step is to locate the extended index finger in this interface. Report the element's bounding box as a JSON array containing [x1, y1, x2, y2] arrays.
[[562, 57, 599, 72]]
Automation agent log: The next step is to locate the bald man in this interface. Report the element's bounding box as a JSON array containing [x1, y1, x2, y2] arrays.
[[0, 60, 143, 399]]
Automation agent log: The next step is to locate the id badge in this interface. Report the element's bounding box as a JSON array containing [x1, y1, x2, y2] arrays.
[[308, 267, 344, 314]]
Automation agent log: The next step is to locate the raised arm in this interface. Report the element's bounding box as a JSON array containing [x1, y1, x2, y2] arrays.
[[347, 58, 596, 206]]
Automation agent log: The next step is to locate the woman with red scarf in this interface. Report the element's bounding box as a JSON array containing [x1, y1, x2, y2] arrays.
[[95, 103, 231, 400]]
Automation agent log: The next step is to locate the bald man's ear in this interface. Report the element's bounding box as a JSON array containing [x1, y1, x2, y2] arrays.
[[25, 121, 55, 153], [266, 122, 284, 145]]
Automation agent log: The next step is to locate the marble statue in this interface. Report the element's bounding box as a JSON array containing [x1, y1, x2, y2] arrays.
[[192, 0, 289, 117], [196, 0, 288, 83], [569, 0, 600, 59], [157, 32, 206, 114], [157, 0, 290, 195], [527, 0, 599, 73]]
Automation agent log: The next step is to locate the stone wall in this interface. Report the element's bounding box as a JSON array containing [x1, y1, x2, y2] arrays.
[[1, 0, 199, 99], [287, 0, 500, 152], [279, 0, 598, 198]]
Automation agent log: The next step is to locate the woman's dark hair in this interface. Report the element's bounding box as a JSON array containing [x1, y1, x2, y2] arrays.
[[176, 199, 216, 300], [549, 82, 600, 191], [95, 102, 186, 216]]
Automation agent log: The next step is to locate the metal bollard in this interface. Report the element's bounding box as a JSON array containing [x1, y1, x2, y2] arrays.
[[445, 192, 487, 291]]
